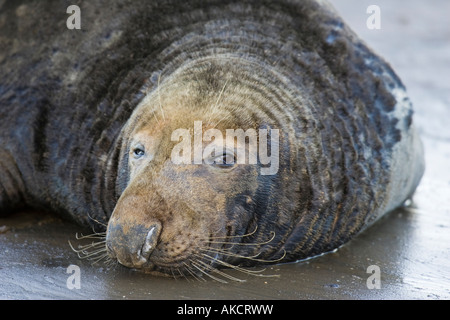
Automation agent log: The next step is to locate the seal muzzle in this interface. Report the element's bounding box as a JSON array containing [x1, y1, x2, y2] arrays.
[[106, 217, 162, 268]]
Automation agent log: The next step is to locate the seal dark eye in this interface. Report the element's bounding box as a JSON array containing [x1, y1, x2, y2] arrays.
[[213, 152, 235, 168], [133, 147, 145, 159]]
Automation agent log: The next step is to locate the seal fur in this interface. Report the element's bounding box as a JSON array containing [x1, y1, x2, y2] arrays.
[[0, 0, 424, 277]]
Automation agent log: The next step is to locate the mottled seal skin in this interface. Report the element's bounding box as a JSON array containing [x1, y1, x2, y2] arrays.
[[0, 0, 424, 277]]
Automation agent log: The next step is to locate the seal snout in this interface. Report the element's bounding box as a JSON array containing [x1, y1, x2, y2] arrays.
[[106, 217, 162, 269]]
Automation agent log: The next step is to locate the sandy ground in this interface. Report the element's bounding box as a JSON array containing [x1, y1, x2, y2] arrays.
[[0, 0, 449, 300]]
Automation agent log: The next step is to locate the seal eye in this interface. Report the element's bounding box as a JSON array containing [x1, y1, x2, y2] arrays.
[[213, 152, 235, 168], [133, 147, 145, 159]]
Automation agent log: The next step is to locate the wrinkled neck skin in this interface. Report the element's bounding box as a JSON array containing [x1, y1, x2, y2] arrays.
[[106, 55, 299, 276]]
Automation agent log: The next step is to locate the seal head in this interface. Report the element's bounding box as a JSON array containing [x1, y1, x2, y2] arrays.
[[106, 58, 288, 275]]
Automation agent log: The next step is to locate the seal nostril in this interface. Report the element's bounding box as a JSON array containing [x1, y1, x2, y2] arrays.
[[138, 224, 161, 261], [142, 227, 156, 255]]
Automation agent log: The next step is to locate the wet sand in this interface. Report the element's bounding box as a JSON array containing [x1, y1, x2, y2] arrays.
[[1, 0, 449, 300]]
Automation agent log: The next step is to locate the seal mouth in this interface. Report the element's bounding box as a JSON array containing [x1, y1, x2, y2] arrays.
[[129, 230, 226, 276]]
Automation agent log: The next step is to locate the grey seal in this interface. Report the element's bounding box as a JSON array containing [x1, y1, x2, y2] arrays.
[[0, 0, 424, 278]]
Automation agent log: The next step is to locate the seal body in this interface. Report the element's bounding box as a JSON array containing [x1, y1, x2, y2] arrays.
[[0, 0, 424, 276]]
